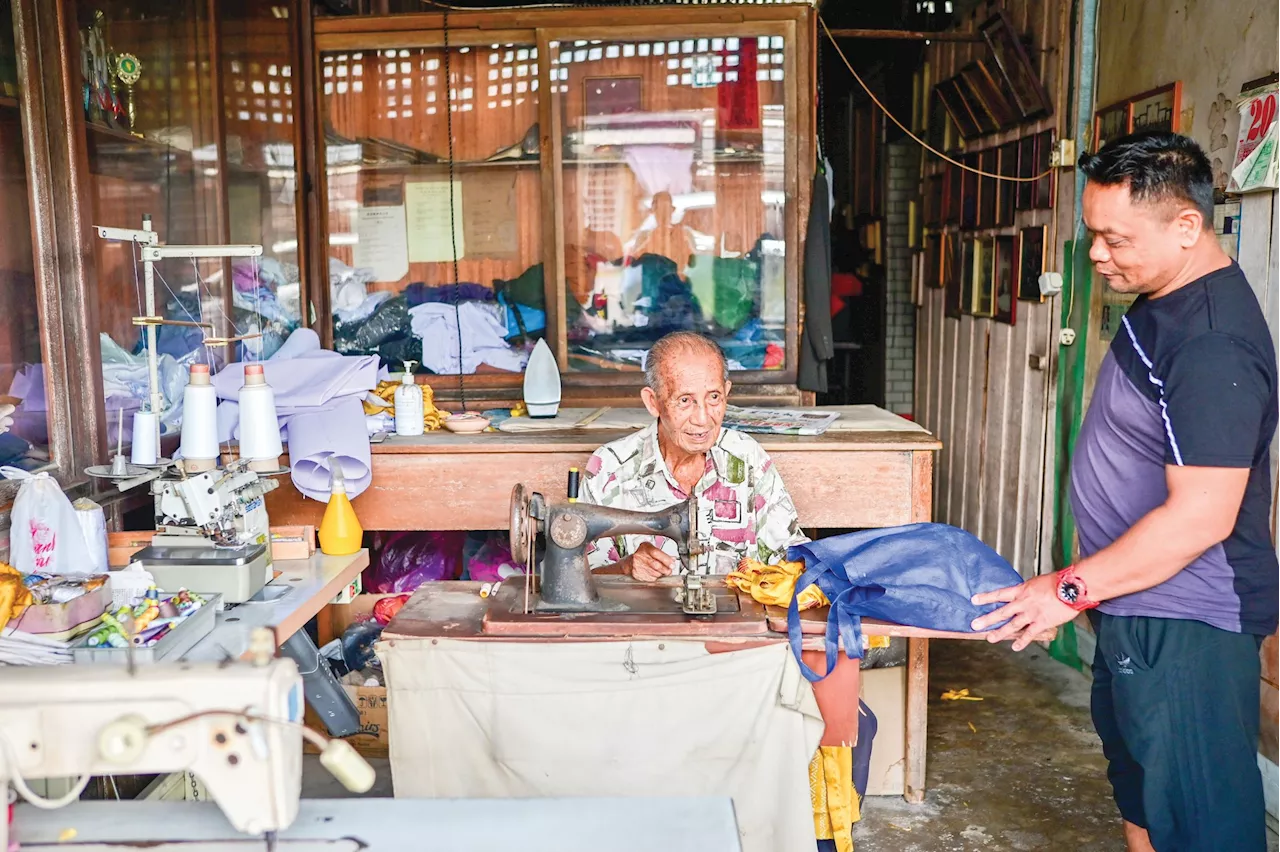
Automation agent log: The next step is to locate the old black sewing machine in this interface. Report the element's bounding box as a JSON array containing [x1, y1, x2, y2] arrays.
[[479, 475, 768, 637]]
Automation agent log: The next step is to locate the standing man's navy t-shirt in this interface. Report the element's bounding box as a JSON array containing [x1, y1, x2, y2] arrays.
[[1069, 262, 1278, 636]]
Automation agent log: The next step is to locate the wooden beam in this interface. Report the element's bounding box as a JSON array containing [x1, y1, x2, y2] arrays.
[[826, 28, 984, 42]]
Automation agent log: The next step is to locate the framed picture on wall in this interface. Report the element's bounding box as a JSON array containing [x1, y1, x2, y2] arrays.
[[1129, 82, 1182, 133], [926, 174, 945, 228], [1093, 100, 1131, 150], [1034, 129, 1056, 208], [973, 236, 996, 317], [1092, 82, 1182, 151], [997, 141, 1018, 226], [925, 232, 944, 289], [979, 148, 999, 228], [979, 7, 1054, 120], [1016, 134, 1036, 209], [960, 60, 1018, 130], [953, 71, 1000, 136], [936, 78, 982, 140], [961, 153, 980, 229], [1017, 224, 1047, 301], [995, 234, 1017, 324], [944, 232, 964, 318], [960, 236, 977, 313], [947, 160, 963, 225]]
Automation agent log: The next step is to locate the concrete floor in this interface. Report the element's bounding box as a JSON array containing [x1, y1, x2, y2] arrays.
[[304, 640, 1278, 851]]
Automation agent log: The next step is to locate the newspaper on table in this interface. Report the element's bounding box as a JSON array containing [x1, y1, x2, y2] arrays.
[[723, 405, 840, 436]]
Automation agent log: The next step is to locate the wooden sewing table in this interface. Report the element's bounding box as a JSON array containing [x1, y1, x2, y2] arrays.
[[264, 410, 951, 802], [381, 580, 1053, 805]]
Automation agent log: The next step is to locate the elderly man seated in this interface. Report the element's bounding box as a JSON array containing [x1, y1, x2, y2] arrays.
[[579, 331, 808, 578]]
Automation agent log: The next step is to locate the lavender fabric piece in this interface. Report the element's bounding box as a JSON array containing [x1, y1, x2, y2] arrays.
[[286, 396, 372, 501], [206, 328, 376, 499], [212, 350, 378, 407]]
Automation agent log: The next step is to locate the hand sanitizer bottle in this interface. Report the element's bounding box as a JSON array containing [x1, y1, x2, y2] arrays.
[[394, 360, 425, 437]]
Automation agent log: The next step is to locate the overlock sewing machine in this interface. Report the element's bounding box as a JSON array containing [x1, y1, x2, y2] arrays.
[[483, 478, 767, 636], [127, 459, 279, 603], [0, 630, 375, 851]]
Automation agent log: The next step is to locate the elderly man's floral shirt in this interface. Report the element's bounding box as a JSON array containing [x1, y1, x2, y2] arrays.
[[578, 423, 808, 574]]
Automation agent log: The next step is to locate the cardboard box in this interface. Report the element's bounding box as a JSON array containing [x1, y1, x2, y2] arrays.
[[270, 525, 316, 562], [860, 665, 907, 797], [303, 593, 397, 758], [304, 683, 388, 759]]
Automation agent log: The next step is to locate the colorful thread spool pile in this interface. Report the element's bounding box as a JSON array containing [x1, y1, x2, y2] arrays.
[[85, 586, 207, 649]]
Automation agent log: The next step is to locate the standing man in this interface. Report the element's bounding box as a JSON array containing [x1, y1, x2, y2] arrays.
[[972, 131, 1278, 850]]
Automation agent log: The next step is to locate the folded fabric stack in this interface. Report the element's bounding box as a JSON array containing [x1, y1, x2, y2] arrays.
[[212, 328, 379, 501]]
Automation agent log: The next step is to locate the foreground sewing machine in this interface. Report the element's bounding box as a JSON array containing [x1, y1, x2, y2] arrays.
[[0, 630, 374, 851], [482, 482, 767, 635], [134, 460, 280, 602]]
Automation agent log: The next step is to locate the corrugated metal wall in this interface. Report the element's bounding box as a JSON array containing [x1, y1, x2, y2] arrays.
[[912, 0, 1072, 578]]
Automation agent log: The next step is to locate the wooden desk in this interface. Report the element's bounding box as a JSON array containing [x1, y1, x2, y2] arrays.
[[265, 428, 941, 532], [183, 550, 370, 662]]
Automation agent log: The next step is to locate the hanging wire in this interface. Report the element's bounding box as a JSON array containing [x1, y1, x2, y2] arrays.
[[442, 8, 468, 410], [820, 16, 1052, 183]]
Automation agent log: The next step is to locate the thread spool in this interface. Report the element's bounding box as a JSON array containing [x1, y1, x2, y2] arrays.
[[179, 363, 220, 473], [130, 410, 160, 466], [238, 364, 283, 472]]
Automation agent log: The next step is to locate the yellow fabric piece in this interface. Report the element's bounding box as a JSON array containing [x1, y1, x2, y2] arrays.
[[362, 380, 447, 431], [726, 557, 829, 610], [810, 745, 859, 852], [0, 562, 33, 632], [940, 688, 984, 701]]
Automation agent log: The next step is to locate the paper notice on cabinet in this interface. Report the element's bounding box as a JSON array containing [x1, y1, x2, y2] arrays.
[[406, 181, 466, 262], [353, 205, 409, 283], [463, 172, 519, 259]]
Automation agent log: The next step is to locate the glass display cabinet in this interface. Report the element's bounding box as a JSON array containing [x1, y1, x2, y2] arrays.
[[313, 5, 813, 403]]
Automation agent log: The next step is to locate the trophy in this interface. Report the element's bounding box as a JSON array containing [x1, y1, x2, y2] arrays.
[[114, 52, 141, 135]]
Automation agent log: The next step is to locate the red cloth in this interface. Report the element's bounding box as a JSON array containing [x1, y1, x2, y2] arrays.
[[830, 272, 862, 316], [718, 40, 760, 130]]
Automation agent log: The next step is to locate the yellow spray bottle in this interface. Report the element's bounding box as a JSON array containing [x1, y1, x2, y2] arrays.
[[319, 460, 363, 556]]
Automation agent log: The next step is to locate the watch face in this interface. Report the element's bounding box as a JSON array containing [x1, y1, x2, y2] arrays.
[[1059, 581, 1080, 604]]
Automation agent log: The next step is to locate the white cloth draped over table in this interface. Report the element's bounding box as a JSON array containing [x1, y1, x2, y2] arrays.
[[211, 328, 378, 501], [379, 639, 823, 852]]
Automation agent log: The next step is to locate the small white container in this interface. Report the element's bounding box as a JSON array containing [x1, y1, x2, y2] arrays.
[[394, 360, 425, 437]]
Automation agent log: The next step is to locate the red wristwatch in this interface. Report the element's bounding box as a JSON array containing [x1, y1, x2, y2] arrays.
[[1055, 567, 1099, 612]]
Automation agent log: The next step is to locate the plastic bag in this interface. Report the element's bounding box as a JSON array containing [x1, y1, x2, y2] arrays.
[[366, 531, 465, 593], [786, 523, 1024, 681], [372, 593, 411, 625], [1, 467, 94, 576], [335, 296, 409, 354], [466, 533, 525, 584]]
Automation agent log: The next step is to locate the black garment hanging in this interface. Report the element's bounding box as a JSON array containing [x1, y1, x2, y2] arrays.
[[799, 167, 834, 393]]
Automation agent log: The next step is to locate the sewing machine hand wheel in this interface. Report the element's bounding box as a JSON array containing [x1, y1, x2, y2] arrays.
[[509, 483, 534, 568]]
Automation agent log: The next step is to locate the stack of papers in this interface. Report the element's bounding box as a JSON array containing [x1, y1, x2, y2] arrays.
[[0, 628, 72, 666]]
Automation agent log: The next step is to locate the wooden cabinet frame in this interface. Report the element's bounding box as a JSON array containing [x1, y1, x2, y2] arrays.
[[1, 0, 312, 518], [310, 7, 814, 404]]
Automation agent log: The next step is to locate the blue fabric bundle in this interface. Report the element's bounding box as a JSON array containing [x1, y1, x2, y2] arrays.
[[786, 523, 1025, 682]]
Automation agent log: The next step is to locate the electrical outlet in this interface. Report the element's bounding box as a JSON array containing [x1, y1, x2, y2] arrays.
[[1060, 328, 1078, 346], [1050, 138, 1077, 168]]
